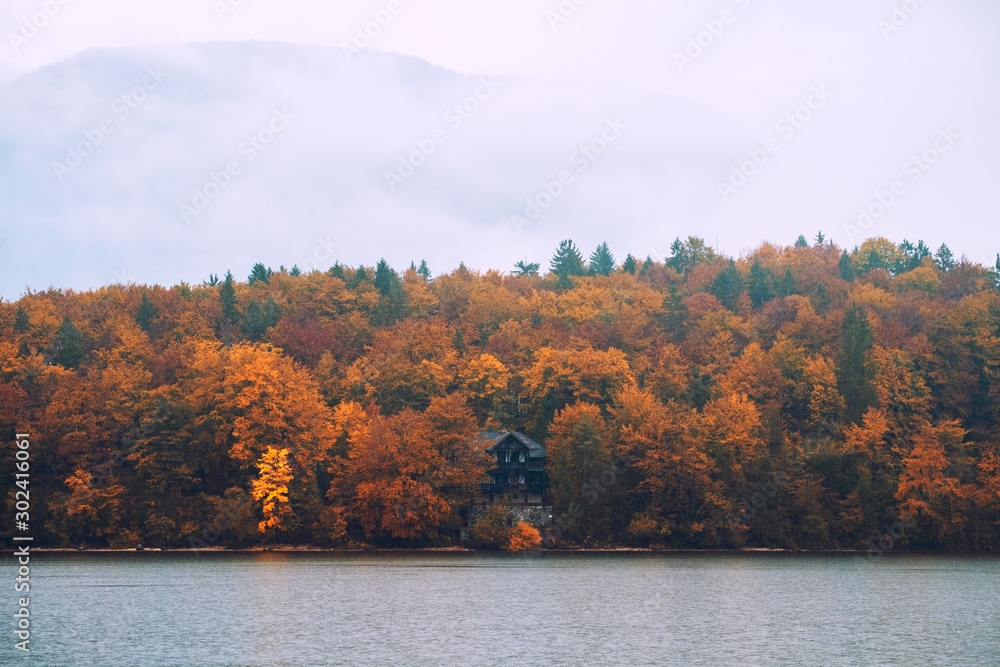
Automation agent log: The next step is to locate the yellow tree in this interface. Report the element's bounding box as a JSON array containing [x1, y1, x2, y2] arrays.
[[716, 343, 787, 445], [0, 339, 68, 433], [699, 393, 765, 484], [42, 315, 152, 470], [331, 400, 369, 457], [521, 339, 634, 435], [507, 523, 542, 551], [346, 411, 450, 540], [610, 386, 721, 545], [422, 393, 491, 499], [52, 470, 127, 546], [854, 237, 905, 274], [838, 408, 901, 542], [140, 341, 337, 543], [459, 353, 510, 425], [343, 318, 457, 413], [206, 342, 337, 483], [871, 346, 931, 447], [841, 408, 890, 461], [251, 447, 294, 535], [973, 449, 1000, 548], [895, 420, 967, 545], [642, 344, 689, 402], [546, 401, 616, 543], [803, 355, 846, 434]]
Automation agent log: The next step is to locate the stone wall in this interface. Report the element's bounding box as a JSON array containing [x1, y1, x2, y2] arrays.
[[467, 503, 553, 527]]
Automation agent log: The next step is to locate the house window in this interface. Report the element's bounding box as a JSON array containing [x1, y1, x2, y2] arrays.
[[518, 452, 525, 463], [518, 474, 525, 484]]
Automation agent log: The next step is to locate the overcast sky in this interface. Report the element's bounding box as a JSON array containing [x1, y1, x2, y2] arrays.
[[1, 0, 998, 298]]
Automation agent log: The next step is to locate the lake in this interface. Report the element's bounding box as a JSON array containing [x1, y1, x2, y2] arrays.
[[3, 551, 999, 665]]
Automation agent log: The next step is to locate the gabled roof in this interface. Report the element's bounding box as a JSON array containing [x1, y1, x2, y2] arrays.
[[480, 431, 546, 458]]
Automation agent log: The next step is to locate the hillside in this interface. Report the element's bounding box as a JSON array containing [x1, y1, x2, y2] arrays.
[[2, 235, 1000, 550]]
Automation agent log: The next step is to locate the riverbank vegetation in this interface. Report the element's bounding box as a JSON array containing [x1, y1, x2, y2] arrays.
[[2, 235, 999, 550]]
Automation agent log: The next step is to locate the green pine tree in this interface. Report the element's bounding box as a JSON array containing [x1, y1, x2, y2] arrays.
[[838, 252, 855, 281], [812, 283, 832, 315], [935, 244, 955, 272], [548, 414, 615, 543], [711, 261, 744, 311], [373, 259, 398, 297], [373, 259, 407, 325], [289, 265, 302, 277], [329, 263, 346, 280], [896, 240, 915, 275], [667, 238, 688, 273], [13, 306, 29, 333], [836, 304, 876, 425], [219, 271, 239, 324], [588, 242, 615, 276], [659, 286, 689, 339], [748, 260, 776, 309], [248, 263, 273, 285], [669, 237, 715, 274], [513, 260, 540, 277], [621, 254, 638, 274], [778, 267, 797, 297], [135, 292, 156, 332], [52, 316, 85, 369], [346, 266, 371, 289], [795, 234, 809, 248], [550, 240, 586, 288], [914, 241, 931, 266], [453, 327, 467, 352], [417, 260, 431, 280], [242, 297, 281, 341]]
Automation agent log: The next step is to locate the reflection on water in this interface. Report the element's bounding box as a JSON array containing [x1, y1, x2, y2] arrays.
[[3, 551, 999, 666]]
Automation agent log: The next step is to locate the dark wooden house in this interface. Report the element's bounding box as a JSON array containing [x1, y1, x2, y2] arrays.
[[480, 431, 548, 502]]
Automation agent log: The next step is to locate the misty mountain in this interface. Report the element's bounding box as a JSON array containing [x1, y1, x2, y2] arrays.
[[0, 41, 746, 296]]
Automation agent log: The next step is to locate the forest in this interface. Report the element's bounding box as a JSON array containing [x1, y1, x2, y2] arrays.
[[2, 234, 1000, 551]]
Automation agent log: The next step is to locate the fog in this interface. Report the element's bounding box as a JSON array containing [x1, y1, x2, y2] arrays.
[[1, 0, 997, 296]]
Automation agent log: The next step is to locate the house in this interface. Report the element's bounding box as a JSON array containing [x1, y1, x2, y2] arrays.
[[479, 431, 549, 503], [459, 431, 552, 539]]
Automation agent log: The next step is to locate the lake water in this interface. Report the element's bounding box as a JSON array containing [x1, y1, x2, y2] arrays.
[[3, 551, 999, 665]]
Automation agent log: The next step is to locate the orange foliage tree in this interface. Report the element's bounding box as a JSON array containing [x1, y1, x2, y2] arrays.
[[6, 236, 1000, 551], [251, 447, 294, 535]]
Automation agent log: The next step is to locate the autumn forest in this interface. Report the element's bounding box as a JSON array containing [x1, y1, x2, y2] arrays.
[[2, 235, 1000, 551]]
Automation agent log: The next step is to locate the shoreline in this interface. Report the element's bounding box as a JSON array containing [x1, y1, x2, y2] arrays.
[[14, 546, 1000, 555]]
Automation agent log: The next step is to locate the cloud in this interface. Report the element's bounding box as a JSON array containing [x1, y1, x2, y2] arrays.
[[0, 42, 745, 297], [1, 1, 999, 298]]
